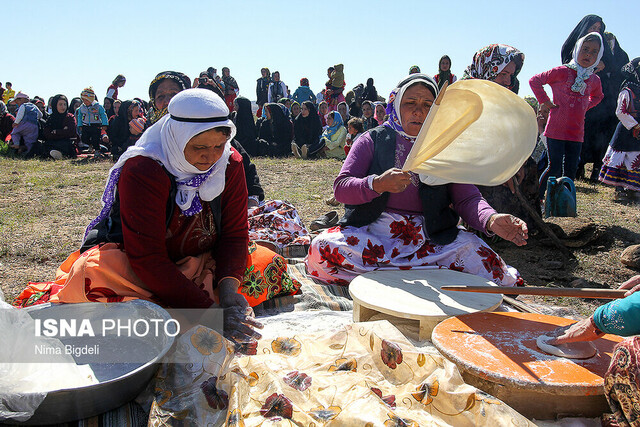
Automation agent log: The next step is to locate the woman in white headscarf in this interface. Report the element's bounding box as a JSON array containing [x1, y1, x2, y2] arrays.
[[49, 89, 262, 342], [306, 74, 528, 287]]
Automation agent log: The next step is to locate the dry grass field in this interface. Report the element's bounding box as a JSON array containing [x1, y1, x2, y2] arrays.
[[1, 155, 639, 317]]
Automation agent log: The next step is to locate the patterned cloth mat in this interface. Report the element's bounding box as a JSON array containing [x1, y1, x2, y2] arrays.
[[253, 263, 352, 315], [14, 263, 348, 426]]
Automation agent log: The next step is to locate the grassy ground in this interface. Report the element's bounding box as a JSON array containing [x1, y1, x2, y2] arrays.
[[1, 156, 638, 317]]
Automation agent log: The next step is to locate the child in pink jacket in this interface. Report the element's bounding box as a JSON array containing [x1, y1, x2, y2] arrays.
[[530, 32, 604, 198]]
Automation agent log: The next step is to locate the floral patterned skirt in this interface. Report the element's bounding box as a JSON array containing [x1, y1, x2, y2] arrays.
[[305, 212, 521, 287], [248, 200, 311, 248], [599, 146, 640, 192], [604, 336, 640, 426]]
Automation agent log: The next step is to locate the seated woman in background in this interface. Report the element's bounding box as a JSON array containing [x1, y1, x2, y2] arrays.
[[337, 101, 350, 127], [103, 97, 115, 118], [257, 103, 293, 157], [290, 101, 301, 120], [361, 100, 378, 131], [68, 97, 82, 116], [292, 101, 323, 159], [231, 96, 258, 157], [320, 111, 347, 160], [374, 102, 386, 125], [318, 101, 329, 127], [0, 101, 15, 144], [362, 78, 378, 102], [306, 74, 528, 286], [43, 94, 78, 159], [108, 100, 144, 161]]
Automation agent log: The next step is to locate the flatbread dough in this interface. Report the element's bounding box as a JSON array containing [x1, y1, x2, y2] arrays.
[[536, 335, 597, 359]]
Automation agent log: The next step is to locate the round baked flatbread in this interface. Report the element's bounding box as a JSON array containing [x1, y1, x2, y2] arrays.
[[536, 335, 597, 359]]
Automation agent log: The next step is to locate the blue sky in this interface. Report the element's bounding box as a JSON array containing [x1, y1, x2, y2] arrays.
[[6, 1, 638, 105]]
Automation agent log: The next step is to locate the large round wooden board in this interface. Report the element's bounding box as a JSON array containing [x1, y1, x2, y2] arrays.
[[349, 269, 503, 340], [431, 311, 624, 418]]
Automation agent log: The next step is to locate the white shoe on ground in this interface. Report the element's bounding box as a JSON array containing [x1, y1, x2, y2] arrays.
[[49, 150, 63, 160], [291, 143, 302, 158]]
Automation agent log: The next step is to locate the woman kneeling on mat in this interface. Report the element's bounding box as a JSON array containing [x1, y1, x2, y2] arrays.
[[45, 89, 262, 342], [306, 74, 528, 286]]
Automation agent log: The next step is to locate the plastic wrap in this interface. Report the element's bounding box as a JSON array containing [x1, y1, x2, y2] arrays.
[[0, 300, 98, 422]]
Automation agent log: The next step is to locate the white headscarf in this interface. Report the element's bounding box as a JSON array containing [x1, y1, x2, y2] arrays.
[[566, 32, 604, 95], [383, 74, 439, 142], [85, 89, 236, 238]]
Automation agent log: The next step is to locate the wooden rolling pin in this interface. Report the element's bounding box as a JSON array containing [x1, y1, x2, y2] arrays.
[[440, 285, 627, 299]]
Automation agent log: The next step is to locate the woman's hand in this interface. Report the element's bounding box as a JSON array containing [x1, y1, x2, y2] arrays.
[[372, 168, 412, 194], [487, 214, 528, 246], [223, 305, 263, 345], [218, 278, 248, 310], [619, 274, 640, 297], [218, 278, 263, 344], [547, 316, 604, 345]]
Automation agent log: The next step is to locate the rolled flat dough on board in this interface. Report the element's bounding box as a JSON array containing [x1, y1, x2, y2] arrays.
[[536, 335, 597, 359]]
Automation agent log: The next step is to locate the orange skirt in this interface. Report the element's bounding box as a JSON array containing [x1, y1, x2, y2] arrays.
[[14, 242, 300, 308]]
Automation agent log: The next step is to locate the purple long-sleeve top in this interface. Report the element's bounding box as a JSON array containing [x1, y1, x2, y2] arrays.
[[334, 131, 496, 233]]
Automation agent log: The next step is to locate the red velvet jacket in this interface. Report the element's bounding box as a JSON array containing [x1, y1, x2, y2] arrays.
[[118, 149, 248, 308]]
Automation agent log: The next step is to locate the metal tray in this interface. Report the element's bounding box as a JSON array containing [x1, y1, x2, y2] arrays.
[[8, 300, 175, 425]]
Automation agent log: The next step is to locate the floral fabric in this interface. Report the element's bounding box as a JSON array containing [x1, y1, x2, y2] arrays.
[[305, 212, 521, 287], [462, 44, 524, 86], [599, 146, 640, 192], [248, 200, 311, 248], [240, 242, 301, 307], [604, 336, 640, 426], [148, 320, 533, 426]]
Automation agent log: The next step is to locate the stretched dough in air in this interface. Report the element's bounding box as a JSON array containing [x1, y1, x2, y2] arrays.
[[404, 79, 537, 186]]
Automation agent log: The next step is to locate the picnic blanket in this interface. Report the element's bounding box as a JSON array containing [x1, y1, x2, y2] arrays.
[[254, 263, 352, 315], [146, 263, 533, 426], [147, 320, 532, 426]]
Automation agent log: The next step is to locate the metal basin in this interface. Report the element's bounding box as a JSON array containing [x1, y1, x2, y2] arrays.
[[7, 300, 175, 425]]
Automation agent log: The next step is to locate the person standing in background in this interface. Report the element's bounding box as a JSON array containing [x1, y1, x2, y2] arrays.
[[3, 82, 15, 104], [76, 87, 109, 159], [221, 67, 239, 111], [256, 68, 271, 118], [434, 55, 457, 90], [562, 15, 629, 182], [267, 71, 287, 103], [106, 75, 126, 100]]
